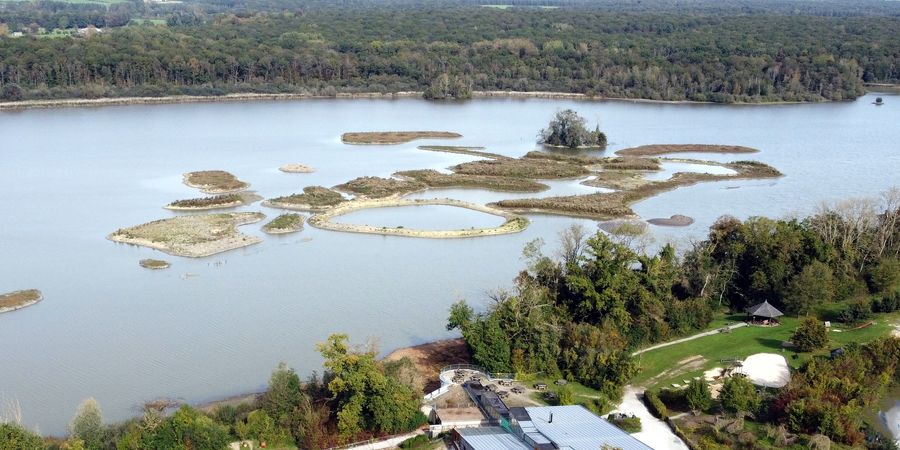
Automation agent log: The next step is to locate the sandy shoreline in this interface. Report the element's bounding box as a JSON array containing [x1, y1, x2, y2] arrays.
[[307, 197, 528, 238], [0, 89, 859, 111]]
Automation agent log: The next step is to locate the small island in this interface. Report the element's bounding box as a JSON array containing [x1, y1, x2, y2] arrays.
[[263, 186, 346, 211], [279, 164, 315, 173], [538, 109, 607, 148], [164, 192, 262, 210], [139, 259, 171, 269], [341, 131, 461, 145], [183, 170, 250, 194], [262, 213, 305, 234], [616, 144, 759, 157], [109, 212, 265, 257], [334, 176, 426, 198], [647, 214, 695, 226], [0, 289, 43, 314]]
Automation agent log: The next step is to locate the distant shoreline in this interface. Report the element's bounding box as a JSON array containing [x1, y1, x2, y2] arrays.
[[1, 88, 887, 111]]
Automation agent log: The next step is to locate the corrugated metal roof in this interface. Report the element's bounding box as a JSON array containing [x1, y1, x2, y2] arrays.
[[524, 405, 654, 450], [457, 427, 531, 450]]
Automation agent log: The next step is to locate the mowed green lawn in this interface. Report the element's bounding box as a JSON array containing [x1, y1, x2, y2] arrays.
[[631, 312, 899, 390]]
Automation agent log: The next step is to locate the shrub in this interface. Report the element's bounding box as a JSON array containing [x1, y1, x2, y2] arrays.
[[607, 413, 642, 433], [643, 390, 668, 419], [685, 378, 712, 413], [0, 423, 43, 450], [398, 434, 431, 449], [872, 290, 900, 313], [719, 375, 760, 415], [791, 317, 829, 352], [838, 298, 872, 324]]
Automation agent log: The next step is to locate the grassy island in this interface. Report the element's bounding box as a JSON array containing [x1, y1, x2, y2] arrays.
[[0, 289, 43, 314], [139, 259, 171, 269], [334, 176, 426, 198], [495, 159, 782, 219], [262, 213, 305, 234], [341, 131, 461, 145], [395, 169, 549, 192], [164, 192, 262, 210], [183, 170, 250, 194], [109, 212, 265, 258], [417, 145, 509, 159], [264, 186, 346, 211], [616, 144, 759, 156], [451, 155, 589, 179]]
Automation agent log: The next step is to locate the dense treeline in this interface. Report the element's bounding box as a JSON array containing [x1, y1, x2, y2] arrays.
[[0, 334, 426, 449], [448, 190, 900, 414], [1, 2, 898, 102]]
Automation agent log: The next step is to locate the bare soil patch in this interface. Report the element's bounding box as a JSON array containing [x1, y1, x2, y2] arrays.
[[108, 212, 265, 258], [384, 338, 470, 392], [616, 144, 758, 157], [183, 170, 249, 194], [0, 289, 43, 313], [341, 131, 461, 145]]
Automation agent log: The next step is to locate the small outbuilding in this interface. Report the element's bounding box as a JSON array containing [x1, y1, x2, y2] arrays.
[[746, 300, 784, 325]]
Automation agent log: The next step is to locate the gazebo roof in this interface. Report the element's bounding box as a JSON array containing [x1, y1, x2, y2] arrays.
[[746, 300, 784, 318]]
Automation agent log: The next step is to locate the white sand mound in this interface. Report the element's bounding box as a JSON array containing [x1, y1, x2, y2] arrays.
[[741, 353, 790, 388]]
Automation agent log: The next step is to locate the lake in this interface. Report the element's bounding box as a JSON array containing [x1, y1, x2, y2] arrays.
[[0, 93, 898, 434]]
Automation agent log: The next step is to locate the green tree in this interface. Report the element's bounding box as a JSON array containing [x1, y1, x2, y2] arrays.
[[69, 398, 104, 450], [784, 261, 834, 315], [261, 363, 304, 428], [0, 423, 43, 450], [685, 378, 712, 413], [538, 109, 606, 148], [557, 385, 574, 405], [130, 405, 230, 450], [791, 317, 829, 352], [719, 375, 760, 416], [318, 334, 424, 439], [235, 410, 289, 446]]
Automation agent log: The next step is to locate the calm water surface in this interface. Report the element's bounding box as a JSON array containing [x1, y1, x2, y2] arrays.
[[1, 93, 898, 433], [333, 205, 506, 231]]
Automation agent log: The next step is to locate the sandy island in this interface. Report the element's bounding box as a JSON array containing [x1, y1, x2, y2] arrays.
[[307, 197, 528, 238], [279, 164, 315, 173], [647, 215, 695, 227], [109, 212, 265, 257], [0, 289, 43, 314], [183, 170, 250, 194], [341, 131, 462, 145]]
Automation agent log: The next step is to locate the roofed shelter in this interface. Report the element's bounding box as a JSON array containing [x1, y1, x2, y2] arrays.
[[746, 300, 784, 325]]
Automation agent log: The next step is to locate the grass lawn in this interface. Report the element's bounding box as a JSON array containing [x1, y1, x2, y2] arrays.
[[523, 376, 605, 407], [632, 312, 899, 391]]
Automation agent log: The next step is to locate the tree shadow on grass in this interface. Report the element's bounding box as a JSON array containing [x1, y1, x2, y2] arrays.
[[755, 337, 785, 351]]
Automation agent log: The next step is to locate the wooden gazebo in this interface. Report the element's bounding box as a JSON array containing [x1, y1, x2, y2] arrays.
[[746, 300, 784, 325]]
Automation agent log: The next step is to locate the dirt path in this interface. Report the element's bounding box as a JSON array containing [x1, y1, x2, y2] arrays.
[[632, 323, 747, 356]]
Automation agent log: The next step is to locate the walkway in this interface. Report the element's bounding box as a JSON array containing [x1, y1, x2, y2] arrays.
[[631, 322, 747, 356]]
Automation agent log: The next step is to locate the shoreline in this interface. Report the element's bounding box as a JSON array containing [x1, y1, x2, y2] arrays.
[[307, 197, 529, 238], [0, 89, 883, 111]]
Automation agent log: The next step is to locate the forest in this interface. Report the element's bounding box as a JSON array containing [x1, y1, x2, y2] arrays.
[[1, 0, 898, 102], [448, 190, 899, 446]]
